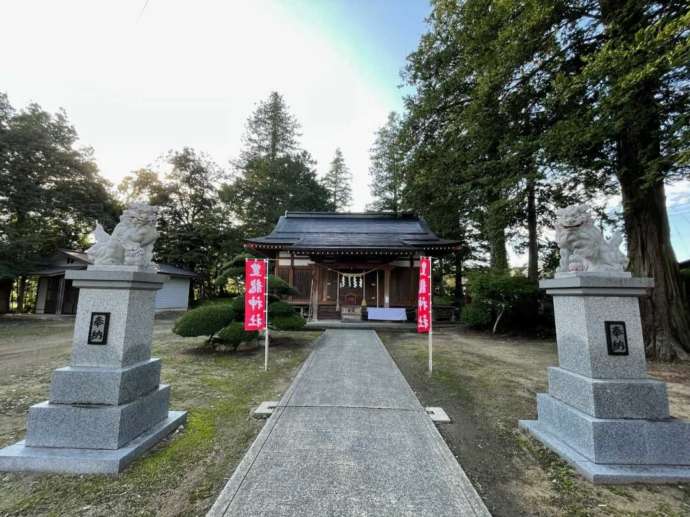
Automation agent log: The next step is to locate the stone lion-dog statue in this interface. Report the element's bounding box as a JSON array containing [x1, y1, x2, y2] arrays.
[[555, 204, 628, 273], [87, 203, 159, 267]]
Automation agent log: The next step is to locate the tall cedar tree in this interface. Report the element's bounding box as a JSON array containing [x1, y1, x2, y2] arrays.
[[321, 148, 352, 211], [369, 112, 405, 215], [542, 1, 690, 359], [222, 92, 329, 236], [403, 0, 690, 358], [0, 93, 118, 312]]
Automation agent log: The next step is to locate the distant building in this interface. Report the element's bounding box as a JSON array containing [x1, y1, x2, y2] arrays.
[[245, 212, 459, 321], [30, 249, 197, 314]]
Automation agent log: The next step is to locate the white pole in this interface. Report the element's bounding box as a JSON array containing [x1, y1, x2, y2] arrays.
[[264, 258, 269, 372], [428, 258, 433, 376]]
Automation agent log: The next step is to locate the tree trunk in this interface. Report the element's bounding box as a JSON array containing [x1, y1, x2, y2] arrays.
[[619, 178, 690, 360], [489, 227, 508, 271], [527, 177, 539, 282], [16, 276, 26, 313], [600, 0, 690, 360], [0, 278, 11, 314], [453, 251, 464, 314]]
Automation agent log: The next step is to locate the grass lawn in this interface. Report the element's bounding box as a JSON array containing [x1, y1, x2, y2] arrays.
[[0, 317, 320, 516], [380, 328, 690, 517]]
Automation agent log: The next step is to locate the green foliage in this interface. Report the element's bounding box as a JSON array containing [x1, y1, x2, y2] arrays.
[[0, 94, 119, 281], [231, 295, 245, 314], [464, 271, 538, 333], [221, 92, 330, 237], [150, 148, 241, 299], [216, 321, 258, 349], [271, 314, 306, 331], [268, 275, 299, 297], [172, 305, 235, 340], [268, 301, 295, 317], [321, 148, 352, 211], [460, 303, 492, 329], [368, 112, 404, 214]]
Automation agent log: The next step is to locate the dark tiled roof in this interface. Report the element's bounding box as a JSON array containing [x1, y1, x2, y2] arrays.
[[245, 212, 459, 254]]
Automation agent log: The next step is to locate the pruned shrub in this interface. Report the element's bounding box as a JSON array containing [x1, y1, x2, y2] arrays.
[[271, 314, 306, 331], [268, 275, 299, 297], [216, 321, 259, 350], [269, 301, 294, 317], [231, 295, 245, 314], [173, 305, 235, 342]]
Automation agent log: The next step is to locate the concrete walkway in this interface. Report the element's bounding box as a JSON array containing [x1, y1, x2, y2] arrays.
[[208, 329, 490, 517]]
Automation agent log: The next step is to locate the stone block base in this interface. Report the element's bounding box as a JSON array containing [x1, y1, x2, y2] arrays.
[[548, 367, 669, 419], [535, 394, 690, 465], [50, 359, 161, 406], [26, 385, 170, 450], [0, 411, 186, 474], [519, 420, 690, 484]]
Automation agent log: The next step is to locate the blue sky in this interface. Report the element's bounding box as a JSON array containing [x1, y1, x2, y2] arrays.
[[1, 0, 687, 261]]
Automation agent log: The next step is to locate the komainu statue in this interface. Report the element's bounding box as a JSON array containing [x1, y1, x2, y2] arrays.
[[555, 204, 628, 273], [87, 203, 159, 267]]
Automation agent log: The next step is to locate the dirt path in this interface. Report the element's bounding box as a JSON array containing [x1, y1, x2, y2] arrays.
[[380, 328, 690, 517]]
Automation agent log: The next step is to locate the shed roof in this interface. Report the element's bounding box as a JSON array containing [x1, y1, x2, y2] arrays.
[[245, 212, 459, 255], [29, 249, 198, 278]]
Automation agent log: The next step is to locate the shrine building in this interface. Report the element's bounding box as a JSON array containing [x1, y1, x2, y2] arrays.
[[244, 212, 459, 322]]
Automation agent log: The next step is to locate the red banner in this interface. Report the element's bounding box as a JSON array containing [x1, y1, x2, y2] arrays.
[[244, 258, 267, 331], [417, 256, 431, 333]]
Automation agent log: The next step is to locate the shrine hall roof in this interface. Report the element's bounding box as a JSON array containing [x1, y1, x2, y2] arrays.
[[244, 212, 460, 255]]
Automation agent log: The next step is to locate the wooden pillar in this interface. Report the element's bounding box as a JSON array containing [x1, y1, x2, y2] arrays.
[[288, 253, 295, 302], [409, 255, 415, 306], [56, 276, 66, 315], [384, 266, 391, 308], [313, 265, 320, 320]]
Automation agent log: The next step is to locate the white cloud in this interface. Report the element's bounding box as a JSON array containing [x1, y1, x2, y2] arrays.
[[1, 0, 395, 210]]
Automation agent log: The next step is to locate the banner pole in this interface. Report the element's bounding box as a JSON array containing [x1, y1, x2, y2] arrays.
[[264, 258, 269, 372], [428, 258, 433, 376]]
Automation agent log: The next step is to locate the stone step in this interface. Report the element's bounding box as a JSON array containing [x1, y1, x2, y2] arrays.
[[547, 367, 669, 419], [50, 358, 161, 406], [536, 393, 690, 465], [26, 385, 171, 450]]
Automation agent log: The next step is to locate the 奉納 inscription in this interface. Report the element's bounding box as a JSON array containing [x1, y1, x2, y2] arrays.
[[605, 321, 628, 356], [88, 312, 110, 345]]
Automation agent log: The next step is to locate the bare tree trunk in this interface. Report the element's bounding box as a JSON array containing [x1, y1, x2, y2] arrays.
[[527, 177, 539, 282], [620, 178, 690, 360], [0, 278, 11, 314]]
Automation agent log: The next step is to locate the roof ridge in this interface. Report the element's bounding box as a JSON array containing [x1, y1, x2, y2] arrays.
[[283, 211, 417, 219]]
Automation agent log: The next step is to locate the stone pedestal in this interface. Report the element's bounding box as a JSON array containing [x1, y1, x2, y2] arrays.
[[519, 272, 690, 483], [0, 266, 186, 474]]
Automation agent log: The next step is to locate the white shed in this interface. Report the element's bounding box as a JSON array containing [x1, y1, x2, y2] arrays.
[[32, 250, 197, 314]]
